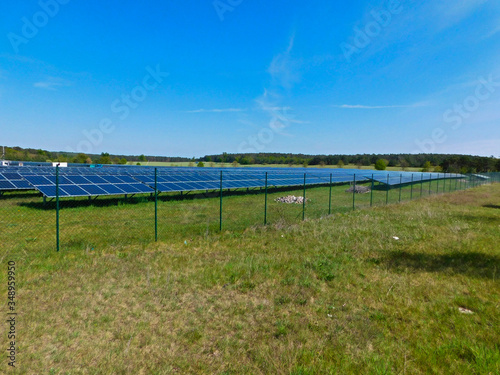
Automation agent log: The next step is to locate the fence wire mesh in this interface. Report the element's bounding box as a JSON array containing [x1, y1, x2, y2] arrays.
[[1, 168, 498, 252]]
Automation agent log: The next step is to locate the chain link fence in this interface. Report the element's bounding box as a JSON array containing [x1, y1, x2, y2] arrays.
[[1, 169, 499, 252]]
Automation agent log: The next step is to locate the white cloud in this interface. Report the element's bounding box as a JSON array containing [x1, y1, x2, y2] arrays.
[[184, 108, 246, 113], [267, 34, 301, 89], [33, 76, 72, 90], [333, 103, 427, 109]]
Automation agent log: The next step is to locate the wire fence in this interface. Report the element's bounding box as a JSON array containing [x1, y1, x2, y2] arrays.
[[1, 170, 499, 253]]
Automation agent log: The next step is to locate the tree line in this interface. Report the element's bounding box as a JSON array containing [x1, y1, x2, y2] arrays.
[[2, 146, 499, 172], [201, 152, 500, 173]]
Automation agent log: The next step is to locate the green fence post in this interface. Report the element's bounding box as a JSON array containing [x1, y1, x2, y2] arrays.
[[436, 174, 440, 194], [56, 164, 60, 252], [420, 173, 423, 198], [399, 174, 402, 203], [410, 174, 414, 200], [328, 173, 332, 215], [386, 174, 390, 205], [154, 168, 158, 242], [352, 174, 356, 211], [219, 171, 223, 231], [454, 176, 458, 192], [264, 172, 268, 225], [370, 174, 374, 207], [302, 173, 306, 221]]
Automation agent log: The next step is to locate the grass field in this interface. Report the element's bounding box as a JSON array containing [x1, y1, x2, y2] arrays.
[[1, 182, 499, 373]]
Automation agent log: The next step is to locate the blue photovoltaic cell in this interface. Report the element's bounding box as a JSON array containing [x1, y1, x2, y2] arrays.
[[102, 176, 123, 184], [11, 180, 32, 189], [116, 176, 137, 183], [2, 173, 22, 180], [128, 183, 154, 193], [0, 174, 6, 180], [66, 176, 91, 184], [0, 181, 15, 190], [24, 175, 52, 185], [99, 184, 125, 195], [79, 184, 108, 195], [59, 185, 89, 196], [36, 185, 70, 197], [83, 175, 108, 184], [80, 184, 108, 195]]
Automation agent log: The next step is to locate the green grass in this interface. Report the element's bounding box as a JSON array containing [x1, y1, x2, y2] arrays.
[[1, 183, 499, 374]]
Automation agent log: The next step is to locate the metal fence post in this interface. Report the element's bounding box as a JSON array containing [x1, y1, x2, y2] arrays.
[[56, 165, 60, 252], [264, 172, 268, 225], [436, 174, 440, 194], [386, 174, 390, 205], [352, 174, 356, 211], [399, 174, 402, 203], [302, 173, 306, 221], [420, 173, 423, 198], [219, 171, 223, 231], [429, 174, 432, 195], [154, 168, 158, 242], [410, 174, 414, 200], [370, 174, 374, 207], [328, 173, 332, 215]]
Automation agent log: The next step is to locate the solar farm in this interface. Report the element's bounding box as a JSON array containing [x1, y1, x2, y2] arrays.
[[0, 164, 465, 200], [2, 163, 496, 253]]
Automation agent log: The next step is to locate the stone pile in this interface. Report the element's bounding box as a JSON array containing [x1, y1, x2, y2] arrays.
[[275, 195, 308, 204], [345, 185, 371, 194]]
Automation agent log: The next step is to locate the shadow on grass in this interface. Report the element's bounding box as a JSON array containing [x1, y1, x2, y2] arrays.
[[483, 204, 500, 209], [381, 250, 500, 279], [17, 183, 342, 211]]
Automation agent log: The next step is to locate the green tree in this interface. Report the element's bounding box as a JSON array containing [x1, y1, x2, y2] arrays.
[[119, 158, 127, 165], [375, 159, 387, 170], [98, 152, 111, 164], [337, 160, 345, 168], [138, 154, 147, 162], [197, 161, 204, 167], [422, 161, 432, 172]]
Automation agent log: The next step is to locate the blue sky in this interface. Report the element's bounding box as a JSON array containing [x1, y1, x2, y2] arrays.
[[1, 0, 499, 157]]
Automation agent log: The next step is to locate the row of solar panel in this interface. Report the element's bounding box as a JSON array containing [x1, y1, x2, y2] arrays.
[[37, 183, 154, 198]]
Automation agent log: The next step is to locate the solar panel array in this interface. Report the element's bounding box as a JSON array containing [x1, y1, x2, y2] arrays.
[[0, 165, 464, 198]]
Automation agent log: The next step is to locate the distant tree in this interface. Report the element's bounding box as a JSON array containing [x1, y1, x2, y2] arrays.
[[337, 160, 345, 168], [434, 165, 443, 172], [73, 153, 88, 164], [138, 154, 147, 162], [375, 159, 387, 170], [399, 159, 409, 171], [197, 161, 204, 167], [319, 161, 326, 167], [136, 162, 141, 166], [232, 160, 239, 167], [85, 157, 92, 164], [112, 157, 121, 164], [98, 152, 111, 164], [119, 158, 127, 165], [422, 161, 432, 172], [303, 161, 308, 168]]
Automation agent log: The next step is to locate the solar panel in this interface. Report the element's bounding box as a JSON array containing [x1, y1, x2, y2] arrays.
[[0, 181, 15, 190]]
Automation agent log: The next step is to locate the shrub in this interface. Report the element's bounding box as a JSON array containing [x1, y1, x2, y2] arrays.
[[374, 159, 387, 170]]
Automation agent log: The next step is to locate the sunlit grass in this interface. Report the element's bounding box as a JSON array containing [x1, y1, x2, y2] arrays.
[[0, 183, 498, 374]]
